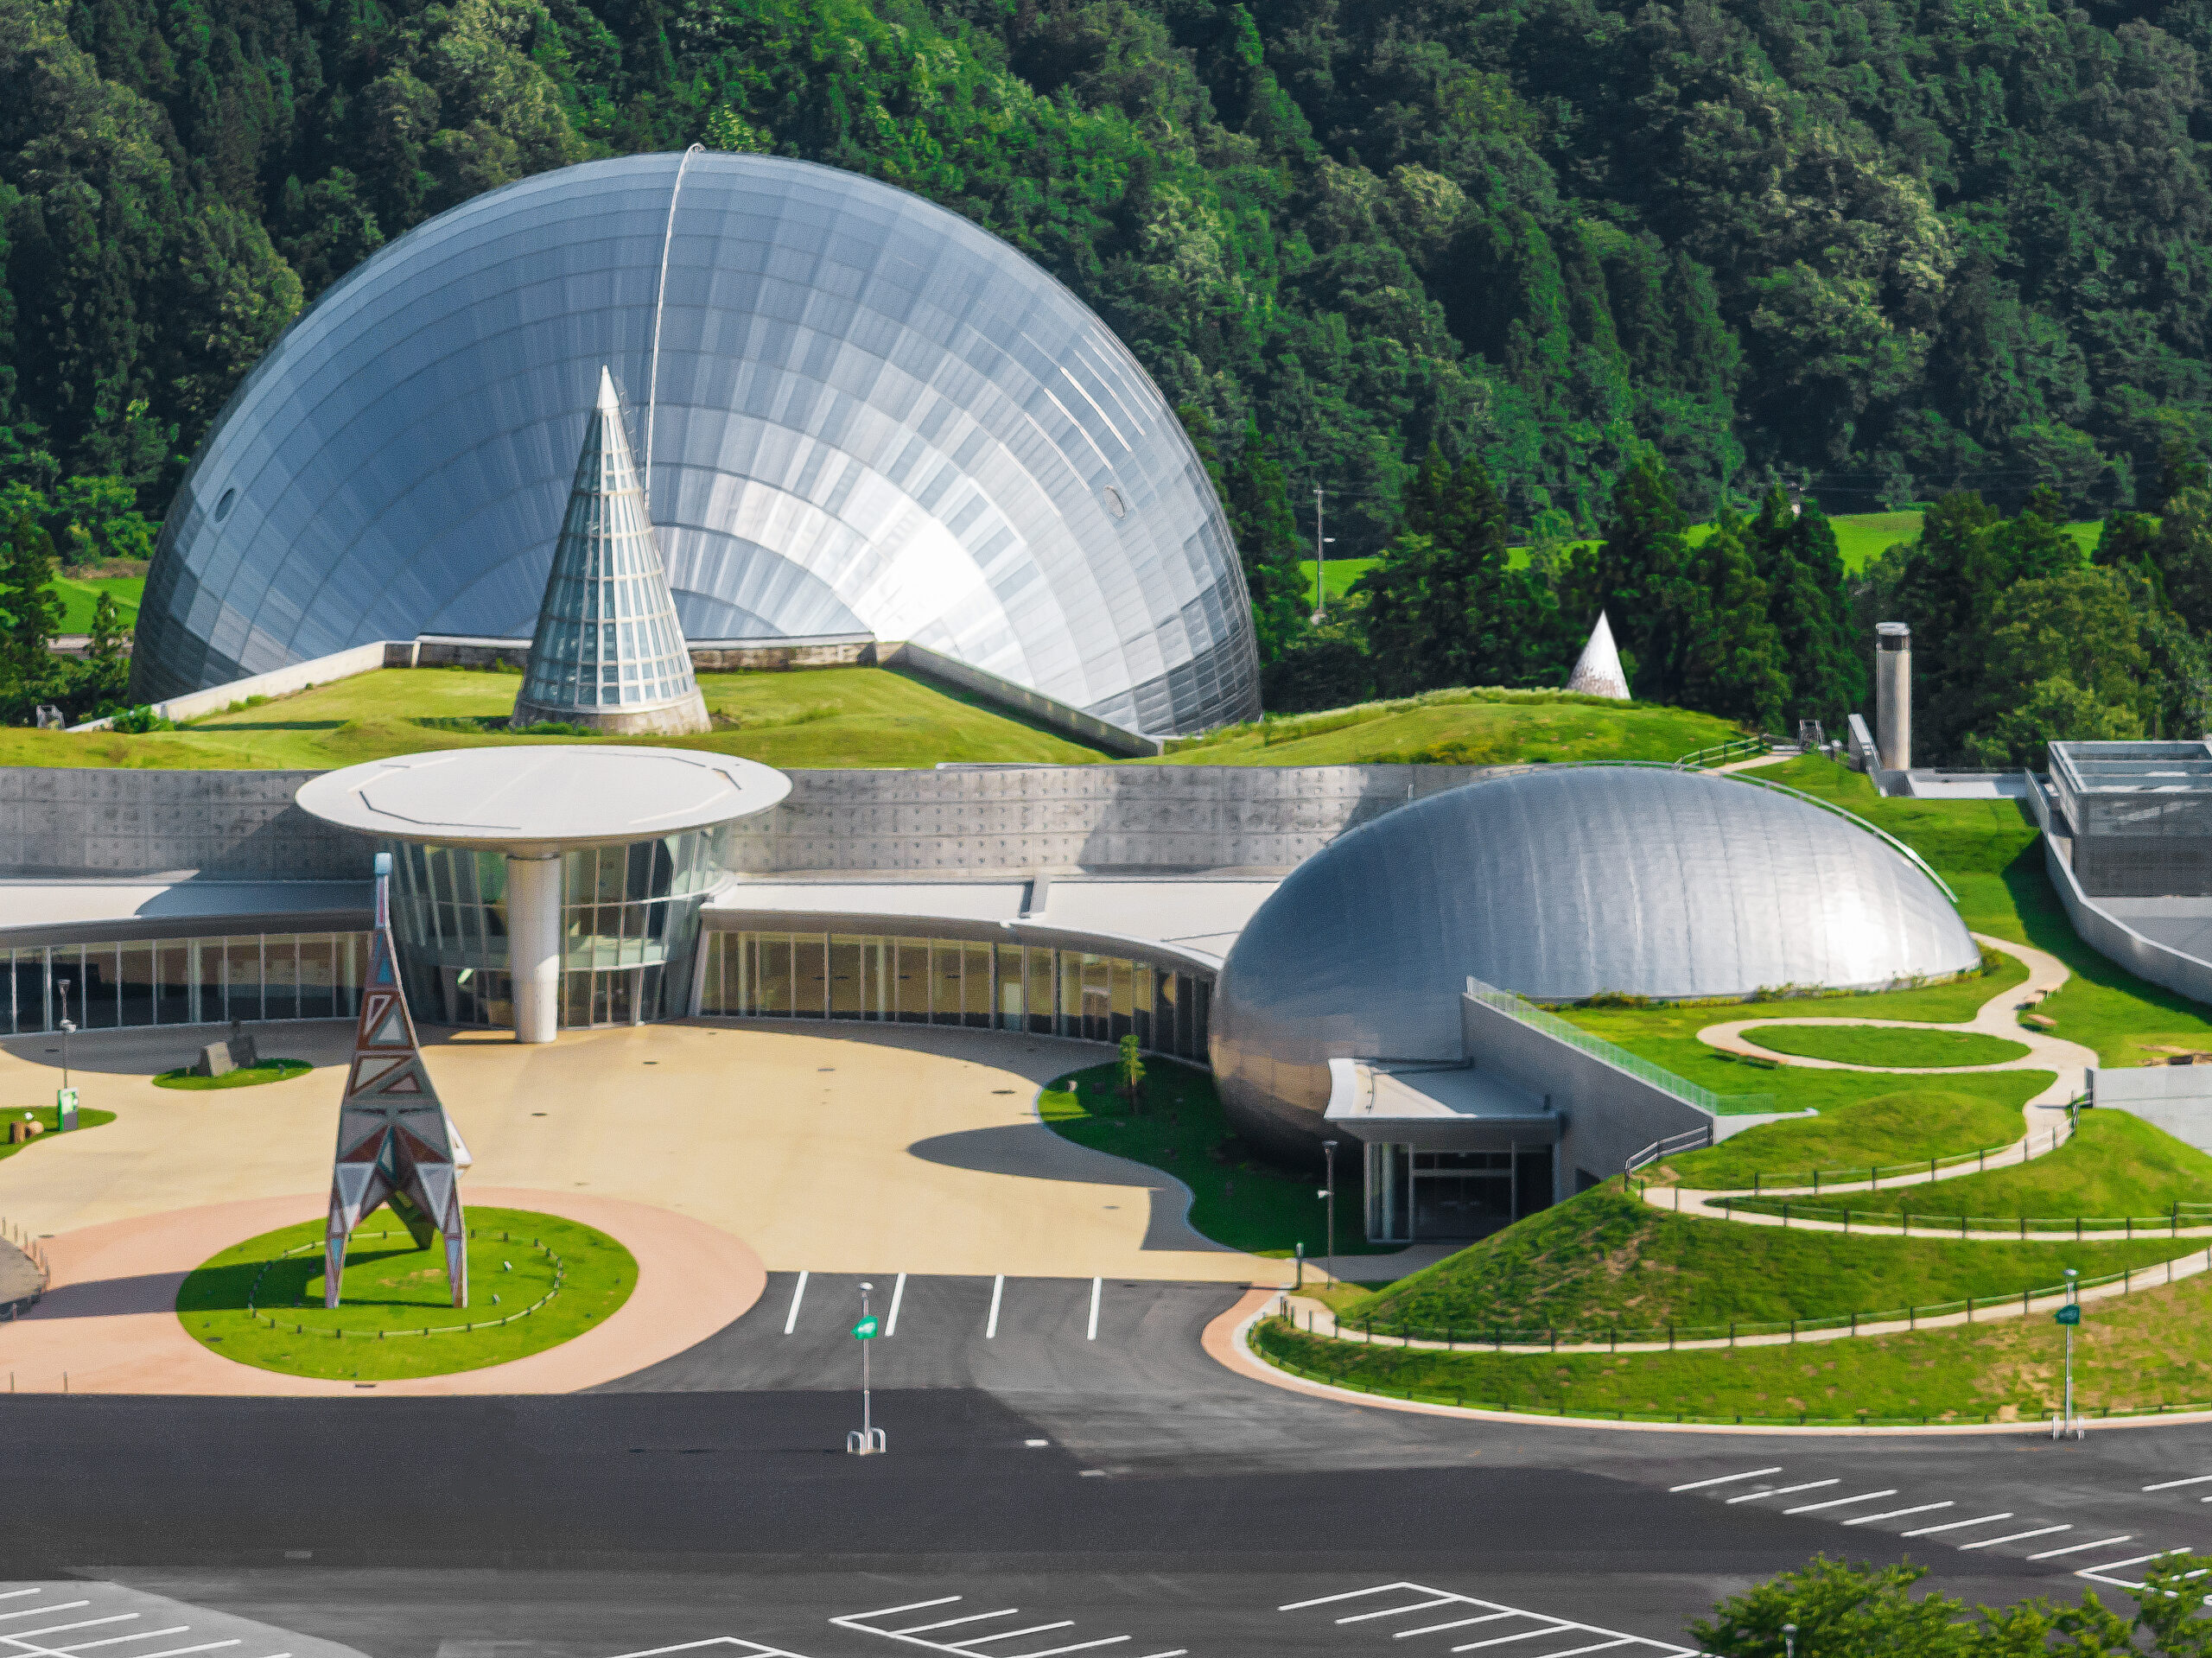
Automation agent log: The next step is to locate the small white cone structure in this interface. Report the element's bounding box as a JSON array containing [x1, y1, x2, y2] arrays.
[[512, 366, 710, 736], [322, 853, 468, 1310], [1567, 610, 1632, 701]]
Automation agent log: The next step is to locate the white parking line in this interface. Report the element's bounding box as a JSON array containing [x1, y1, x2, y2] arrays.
[[1785, 1490, 1897, 1515], [1726, 1481, 1838, 1504], [2145, 1476, 2212, 1491], [603, 1638, 816, 1657], [986, 1275, 1005, 1339], [886, 1274, 906, 1337], [1669, 1468, 1783, 1493], [830, 1594, 1185, 1657], [1, 1607, 92, 1623], [2030, 1536, 2133, 1560], [53, 1629, 194, 1653], [1843, 1502, 1954, 1528], [12, 1621, 143, 1642], [2076, 1549, 2190, 1589], [1087, 1278, 1102, 1341], [1275, 1582, 1694, 1658], [1904, 1514, 2012, 1537], [1960, 1527, 2071, 1551], [782, 1272, 809, 1335]]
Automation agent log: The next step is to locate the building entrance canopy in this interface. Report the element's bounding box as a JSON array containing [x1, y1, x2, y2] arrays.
[[298, 747, 790, 1041]]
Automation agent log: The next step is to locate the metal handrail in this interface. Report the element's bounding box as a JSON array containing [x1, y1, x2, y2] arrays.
[[1467, 977, 1771, 1118], [1674, 735, 1768, 771], [1626, 1126, 1713, 1174]]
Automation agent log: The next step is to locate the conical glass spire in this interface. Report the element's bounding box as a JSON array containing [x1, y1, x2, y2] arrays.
[[513, 367, 710, 735], [1566, 610, 1631, 700]]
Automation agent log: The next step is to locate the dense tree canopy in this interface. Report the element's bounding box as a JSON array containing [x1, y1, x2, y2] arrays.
[[9, 0, 2212, 552]]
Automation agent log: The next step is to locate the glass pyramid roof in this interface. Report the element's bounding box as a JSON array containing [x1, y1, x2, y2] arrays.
[[516, 368, 707, 724]]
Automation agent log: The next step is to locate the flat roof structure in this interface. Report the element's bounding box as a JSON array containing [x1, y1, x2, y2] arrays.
[[296, 746, 791, 854], [2050, 740, 2212, 797]]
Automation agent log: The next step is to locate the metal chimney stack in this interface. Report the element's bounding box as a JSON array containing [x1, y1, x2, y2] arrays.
[[1876, 622, 1911, 772]]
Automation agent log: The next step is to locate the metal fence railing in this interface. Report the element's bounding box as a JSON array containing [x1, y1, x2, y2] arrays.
[[1466, 978, 1773, 1118], [1276, 1242, 2212, 1352], [1631, 1119, 2077, 1195], [1675, 735, 1770, 771], [1708, 1197, 2212, 1239], [1252, 1318, 2212, 1427], [1626, 1127, 1713, 1175]]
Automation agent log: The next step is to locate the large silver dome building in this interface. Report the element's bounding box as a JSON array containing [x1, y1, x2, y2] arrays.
[[132, 153, 1261, 734], [1211, 765, 1980, 1157]]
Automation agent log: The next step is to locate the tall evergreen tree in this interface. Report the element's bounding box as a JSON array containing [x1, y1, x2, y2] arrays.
[[1573, 455, 1704, 702], [1221, 420, 1310, 666], [1745, 490, 1863, 729], [1679, 516, 1789, 727]]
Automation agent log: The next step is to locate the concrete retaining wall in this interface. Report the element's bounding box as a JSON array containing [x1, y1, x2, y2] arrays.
[[0, 763, 1502, 880], [0, 769, 371, 879], [725, 764, 1500, 874], [1459, 992, 1718, 1189], [2026, 768, 2212, 1007]]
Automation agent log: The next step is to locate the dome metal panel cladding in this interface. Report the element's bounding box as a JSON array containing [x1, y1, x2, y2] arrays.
[[133, 152, 1262, 736], [1208, 765, 1981, 1156]]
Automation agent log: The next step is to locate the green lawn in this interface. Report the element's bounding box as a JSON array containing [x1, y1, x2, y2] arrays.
[[1335, 1186, 2183, 1338], [1656, 1089, 2037, 1189], [1560, 993, 2050, 1123], [0, 1102, 117, 1162], [153, 1058, 311, 1089], [1038, 1058, 1391, 1260], [1158, 688, 1745, 767], [0, 665, 1110, 770], [1294, 558, 1377, 606], [1746, 1025, 2030, 1068], [1765, 756, 2212, 1064], [1257, 1261, 2212, 1421], [1726, 1110, 2212, 1226], [47, 573, 144, 632], [177, 1205, 637, 1379]]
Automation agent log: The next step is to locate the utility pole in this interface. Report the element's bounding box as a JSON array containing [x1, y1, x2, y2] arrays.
[[2052, 1267, 2081, 1440], [1312, 486, 1333, 625], [1323, 1139, 1339, 1288]]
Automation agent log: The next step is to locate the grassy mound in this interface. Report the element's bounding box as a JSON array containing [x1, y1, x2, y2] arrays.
[[178, 1205, 636, 1380], [1038, 1059, 1393, 1259], [0, 1103, 117, 1162], [1258, 1262, 2212, 1425], [1342, 1186, 2190, 1337], [154, 1058, 311, 1089], [1155, 688, 1745, 767], [1744, 1026, 2030, 1068], [1728, 1110, 2212, 1224], [1656, 1089, 2034, 1189]]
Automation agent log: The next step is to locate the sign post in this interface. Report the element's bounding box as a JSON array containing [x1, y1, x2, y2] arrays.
[[2052, 1269, 2082, 1440], [847, 1281, 887, 1456], [55, 1087, 78, 1131]]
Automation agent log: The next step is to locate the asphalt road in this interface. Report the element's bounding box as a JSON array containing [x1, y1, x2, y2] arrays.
[[7, 1274, 2211, 1657]]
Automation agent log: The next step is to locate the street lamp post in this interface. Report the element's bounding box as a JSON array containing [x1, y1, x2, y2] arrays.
[[56, 980, 72, 1094], [1323, 1140, 1339, 1287], [1783, 1624, 1796, 1658], [2060, 1267, 2080, 1439]]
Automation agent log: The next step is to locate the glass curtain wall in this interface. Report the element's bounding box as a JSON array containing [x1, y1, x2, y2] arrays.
[[698, 931, 1211, 1064], [1, 934, 369, 1035], [390, 828, 727, 1031]]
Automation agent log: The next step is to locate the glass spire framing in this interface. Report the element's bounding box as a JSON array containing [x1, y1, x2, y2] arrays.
[[513, 367, 710, 735]]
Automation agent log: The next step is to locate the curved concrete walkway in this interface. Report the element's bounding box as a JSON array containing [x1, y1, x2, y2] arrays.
[[1646, 936, 2093, 1221]]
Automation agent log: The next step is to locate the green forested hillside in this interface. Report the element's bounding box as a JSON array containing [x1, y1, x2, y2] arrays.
[[5, 0, 2212, 740], [4, 0, 2209, 543]]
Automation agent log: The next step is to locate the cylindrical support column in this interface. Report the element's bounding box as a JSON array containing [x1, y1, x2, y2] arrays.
[[506, 853, 563, 1044], [1875, 621, 1911, 772]]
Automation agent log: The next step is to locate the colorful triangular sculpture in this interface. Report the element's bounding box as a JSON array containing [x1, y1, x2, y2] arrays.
[[1566, 610, 1632, 701], [323, 854, 468, 1309]]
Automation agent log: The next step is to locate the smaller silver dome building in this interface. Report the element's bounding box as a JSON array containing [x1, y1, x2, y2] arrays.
[[1210, 765, 1980, 1158]]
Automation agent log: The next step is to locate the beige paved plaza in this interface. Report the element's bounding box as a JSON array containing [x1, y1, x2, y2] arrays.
[[0, 1018, 1287, 1286]]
